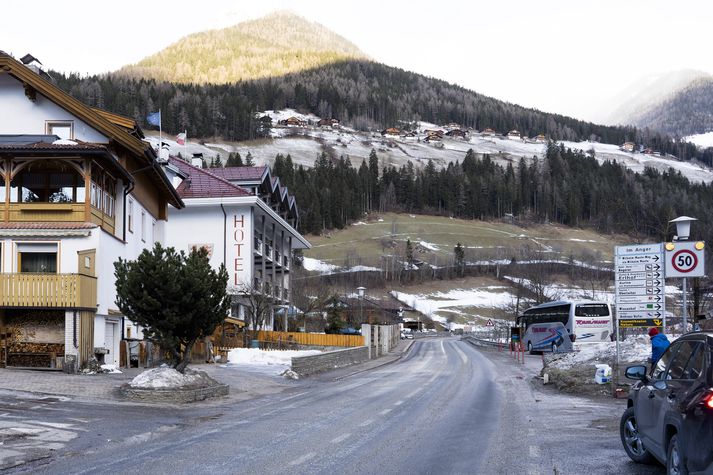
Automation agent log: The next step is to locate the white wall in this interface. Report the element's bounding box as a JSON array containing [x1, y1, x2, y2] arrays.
[[165, 203, 254, 291], [0, 75, 107, 143]]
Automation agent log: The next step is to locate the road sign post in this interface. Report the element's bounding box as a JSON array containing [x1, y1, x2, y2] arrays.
[[665, 240, 705, 333], [615, 243, 665, 398]]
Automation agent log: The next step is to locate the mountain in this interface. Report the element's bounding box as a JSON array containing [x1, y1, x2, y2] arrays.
[[50, 12, 707, 165], [628, 77, 713, 136], [595, 69, 710, 127], [116, 11, 367, 84]]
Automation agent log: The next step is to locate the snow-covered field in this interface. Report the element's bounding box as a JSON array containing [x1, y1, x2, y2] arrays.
[[390, 287, 515, 325], [302, 256, 380, 274], [144, 109, 713, 185]]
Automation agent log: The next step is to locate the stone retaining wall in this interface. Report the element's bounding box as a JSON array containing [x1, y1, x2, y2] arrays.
[[291, 346, 369, 376], [120, 383, 229, 403]]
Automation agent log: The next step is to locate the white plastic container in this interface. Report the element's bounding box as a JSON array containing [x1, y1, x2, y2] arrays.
[[594, 364, 612, 384]]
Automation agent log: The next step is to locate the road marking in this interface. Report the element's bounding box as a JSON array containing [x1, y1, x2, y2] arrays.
[[379, 409, 392, 416], [441, 341, 446, 355], [330, 433, 351, 444], [407, 390, 420, 398], [529, 445, 540, 458], [453, 345, 468, 364], [359, 419, 374, 427], [394, 400, 404, 406], [289, 452, 316, 466], [280, 392, 308, 401]]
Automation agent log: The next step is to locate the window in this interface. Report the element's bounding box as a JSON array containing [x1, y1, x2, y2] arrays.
[[11, 161, 85, 203], [127, 198, 134, 233], [653, 343, 678, 380], [666, 342, 697, 380], [141, 211, 146, 242], [46, 120, 74, 140], [17, 243, 58, 273], [685, 344, 706, 380], [151, 220, 156, 244], [575, 304, 609, 317]]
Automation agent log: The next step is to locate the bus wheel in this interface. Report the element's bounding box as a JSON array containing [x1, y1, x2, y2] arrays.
[[551, 343, 558, 354], [527, 342, 534, 355]]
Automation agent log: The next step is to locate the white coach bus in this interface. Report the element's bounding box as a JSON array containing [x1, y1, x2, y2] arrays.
[[517, 300, 612, 350]]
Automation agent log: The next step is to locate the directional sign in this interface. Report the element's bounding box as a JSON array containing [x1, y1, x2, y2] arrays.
[[665, 241, 705, 278], [619, 318, 664, 328], [615, 243, 665, 327]]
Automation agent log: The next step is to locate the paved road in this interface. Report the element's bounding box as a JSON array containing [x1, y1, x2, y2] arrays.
[[7, 338, 664, 474]]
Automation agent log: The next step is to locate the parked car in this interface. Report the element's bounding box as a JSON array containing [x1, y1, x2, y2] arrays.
[[620, 331, 713, 474]]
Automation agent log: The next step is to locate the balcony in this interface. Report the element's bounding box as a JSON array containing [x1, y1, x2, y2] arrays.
[[254, 237, 263, 256], [283, 255, 290, 269], [265, 244, 273, 261], [0, 273, 97, 309]]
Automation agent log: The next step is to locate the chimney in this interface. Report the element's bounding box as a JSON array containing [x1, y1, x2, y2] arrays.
[[191, 153, 204, 168]]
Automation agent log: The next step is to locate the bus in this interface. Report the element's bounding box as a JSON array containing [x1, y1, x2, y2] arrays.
[[516, 300, 612, 348]]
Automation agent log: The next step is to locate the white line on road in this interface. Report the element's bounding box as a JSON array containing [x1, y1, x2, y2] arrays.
[[280, 392, 308, 402], [440, 341, 446, 355], [394, 400, 404, 406], [330, 433, 351, 444], [359, 419, 374, 427], [379, 409, 392, 416], [453, 345, 468, 364], [407, 390, 420, 399], [289, 452, 316, 466], [529, 445, 540, 458]]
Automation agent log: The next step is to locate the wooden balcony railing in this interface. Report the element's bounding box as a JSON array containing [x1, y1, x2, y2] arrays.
[[0, 273, 97, 309]]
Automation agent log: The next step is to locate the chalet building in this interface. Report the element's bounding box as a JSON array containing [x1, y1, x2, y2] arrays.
[[317, 118, 340, 128], [162, 159, 309, 331], [443, 122, 461, 130], [445, 129, 468, 139], [0, 52, 183, 370], [534, 134, 547, 143], [279, 117, 307, 127], [622, 142, 635, 152], [423, 129, 444, 138], [482, 128, 496, 136], [401, 131, 417, 139], [507, 130, 522, 141], [381, 127, 401, 136]]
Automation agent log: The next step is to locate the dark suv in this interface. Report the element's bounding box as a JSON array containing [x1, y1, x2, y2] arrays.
[[620, 332, 713, 474]]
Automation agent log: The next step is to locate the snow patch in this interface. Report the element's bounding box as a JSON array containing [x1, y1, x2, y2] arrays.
[[129, 368, 204, 389], [302, 257, 339, 273], [419, 241, 439, 251], [101, 364, 122, 374]]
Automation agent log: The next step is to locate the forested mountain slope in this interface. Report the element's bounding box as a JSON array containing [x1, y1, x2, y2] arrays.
[[116, 11, 367, 84]]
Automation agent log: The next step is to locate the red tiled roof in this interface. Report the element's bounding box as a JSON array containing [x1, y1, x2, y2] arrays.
[[209, 166, 268, 181], [0, 222, 98, 229], [168, 158, 252, 199]]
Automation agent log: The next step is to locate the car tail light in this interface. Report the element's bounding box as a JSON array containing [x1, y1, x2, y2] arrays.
[[705, 392, 713, 409]]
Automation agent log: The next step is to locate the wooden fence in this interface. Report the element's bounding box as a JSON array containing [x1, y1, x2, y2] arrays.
[[256, 331, 364, 348]]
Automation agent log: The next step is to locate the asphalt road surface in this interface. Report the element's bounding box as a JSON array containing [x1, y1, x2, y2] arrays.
[[7, 338, 664, 474]]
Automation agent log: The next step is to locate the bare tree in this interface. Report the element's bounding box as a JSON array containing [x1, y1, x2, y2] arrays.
[[241, 284, 273, 340]]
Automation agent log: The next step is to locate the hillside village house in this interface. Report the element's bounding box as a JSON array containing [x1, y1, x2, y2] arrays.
[[162, 158, 310, 331], [0, 52, 183, 370], [622, 141, 636, 152], [507, 130, 522, 141]]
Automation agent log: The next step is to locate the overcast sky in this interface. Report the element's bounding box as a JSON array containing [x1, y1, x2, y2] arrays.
[[4, 0, 712, 122]]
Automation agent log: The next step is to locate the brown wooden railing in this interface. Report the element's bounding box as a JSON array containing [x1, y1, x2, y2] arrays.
[[0, 273, 97, 309]]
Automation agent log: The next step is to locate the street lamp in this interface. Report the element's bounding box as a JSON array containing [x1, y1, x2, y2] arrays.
[[357, 286, 366, 324], [669, 216, 697, 332]]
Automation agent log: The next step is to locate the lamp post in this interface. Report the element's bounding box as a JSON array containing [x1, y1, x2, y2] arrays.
[[357, 286, 366, 324], [670, 216, 697, 333]]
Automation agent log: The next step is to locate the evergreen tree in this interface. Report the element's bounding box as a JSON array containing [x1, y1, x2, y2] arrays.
[[406, 238, 414, 269], [245, 151, 255, 167], [454, 242, 465, 277], [113, 244, 229, 373], [214, 154, 223, 168]]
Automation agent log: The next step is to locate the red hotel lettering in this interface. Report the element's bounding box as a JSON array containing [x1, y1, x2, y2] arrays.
[[232, 214, 245, 285]]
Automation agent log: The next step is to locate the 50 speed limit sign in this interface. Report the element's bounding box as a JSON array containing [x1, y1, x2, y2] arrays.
[[665, 241, 706, 277]]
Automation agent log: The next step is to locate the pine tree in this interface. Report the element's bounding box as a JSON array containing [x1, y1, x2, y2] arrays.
[[113, 244, 229, 373], [214, 154, 223, 168], [454, 242, 465, 277], [406, 238, 414, 269], [245, 151, 255, 167]]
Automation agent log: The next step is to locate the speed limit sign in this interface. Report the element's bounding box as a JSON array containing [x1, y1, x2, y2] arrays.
[[665, 241, 705, 277]]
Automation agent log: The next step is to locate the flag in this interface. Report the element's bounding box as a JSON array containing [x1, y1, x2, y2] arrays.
[[176, 131, 186, 146], [146, 111, 161, 127]]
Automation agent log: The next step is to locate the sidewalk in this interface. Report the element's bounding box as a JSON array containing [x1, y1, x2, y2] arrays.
[[0, 340, 415, 403]]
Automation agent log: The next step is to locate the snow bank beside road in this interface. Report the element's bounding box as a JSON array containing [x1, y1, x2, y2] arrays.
[[548, 335, 654, 370], [227, 348, 321, 366]]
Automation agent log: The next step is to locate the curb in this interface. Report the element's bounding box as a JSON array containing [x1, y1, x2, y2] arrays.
[[332, 340, 415, 381]]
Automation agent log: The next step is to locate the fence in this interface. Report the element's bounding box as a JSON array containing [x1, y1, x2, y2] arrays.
[[256, 331, 364, 348]]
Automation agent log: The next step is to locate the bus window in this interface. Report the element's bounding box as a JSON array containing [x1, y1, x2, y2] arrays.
[[575, 304, 610, 317]]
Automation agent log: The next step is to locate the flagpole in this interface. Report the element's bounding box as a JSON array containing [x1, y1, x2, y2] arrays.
[[184, 130, 187, 159], [158, 108, 162, 161]]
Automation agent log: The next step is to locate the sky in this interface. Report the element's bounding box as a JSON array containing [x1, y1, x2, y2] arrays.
[[4, 0, 713, 122]]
